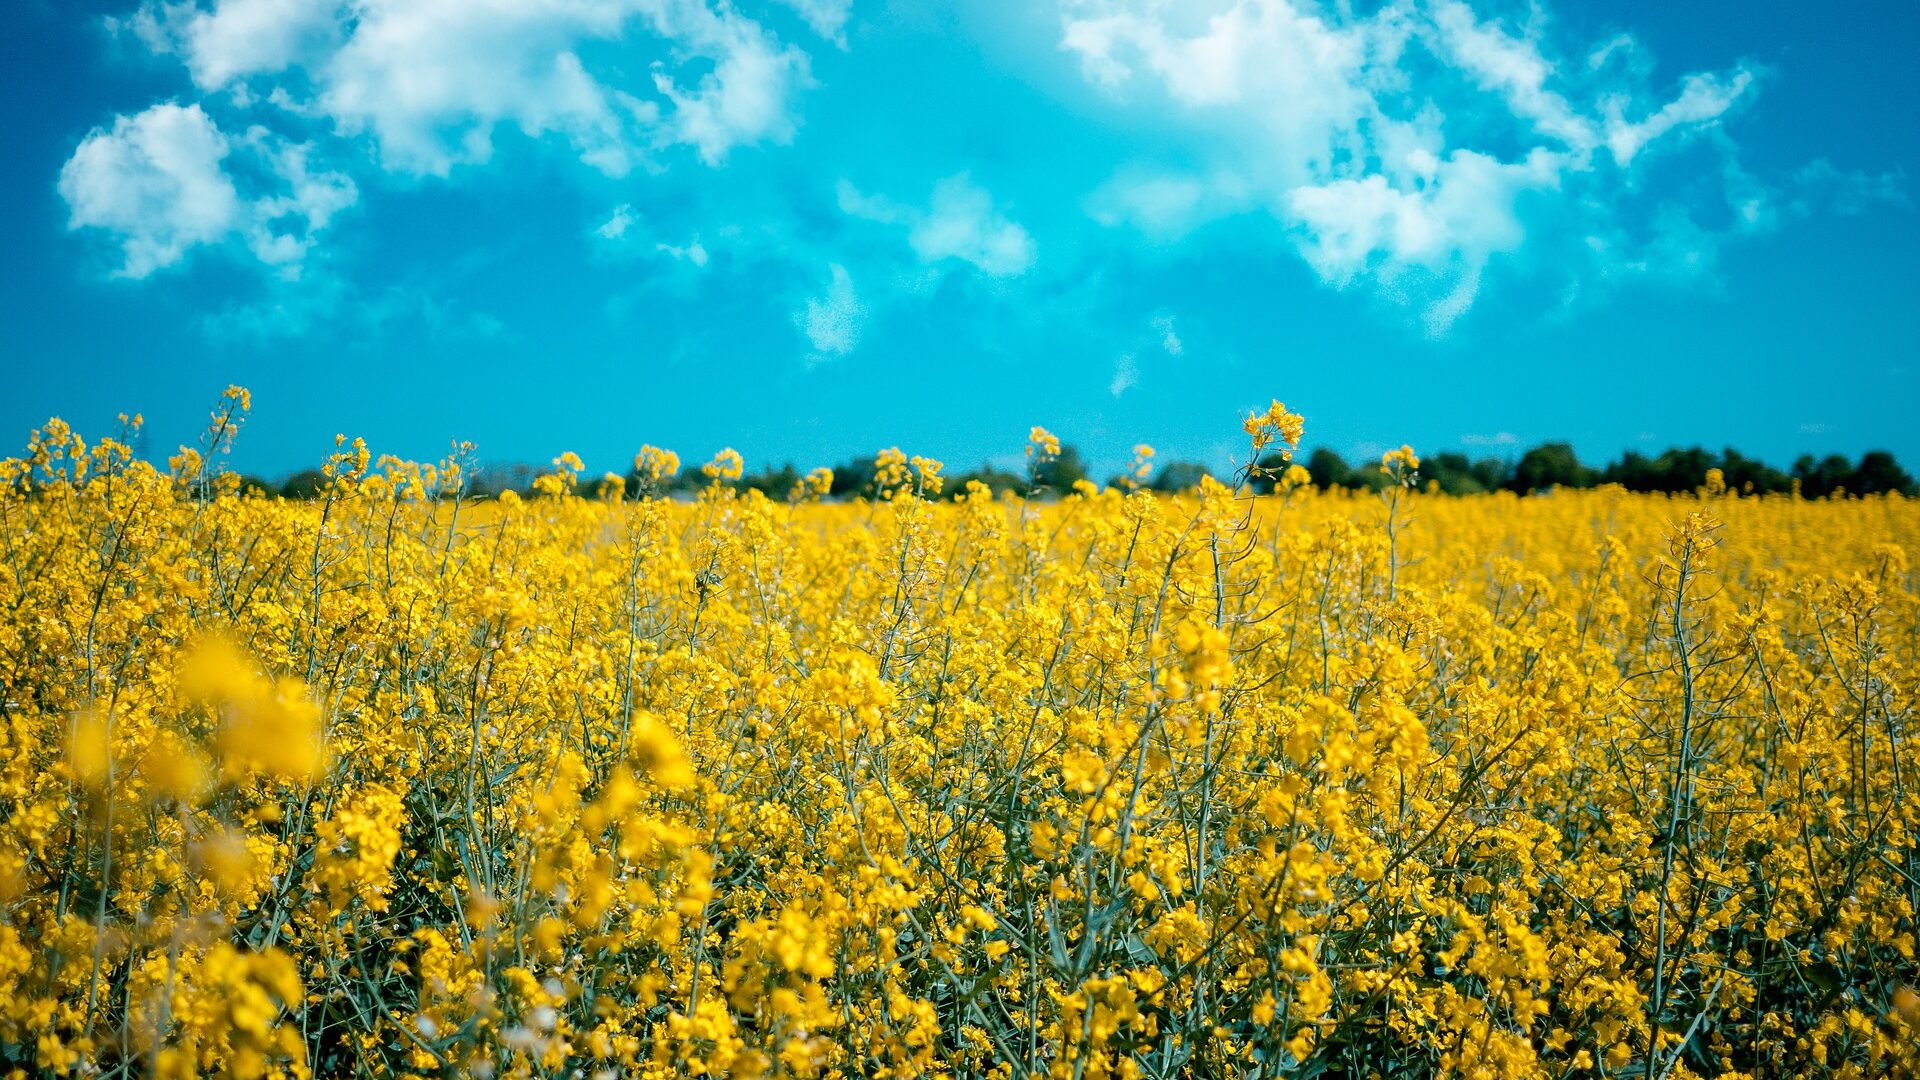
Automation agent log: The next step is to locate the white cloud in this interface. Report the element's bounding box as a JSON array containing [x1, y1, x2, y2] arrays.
[[1063, 0, 1370, 184], [594, 203, 711, 267], [1060, 0, 1768, 327], [777, 0, 852, 46], [1109, 351, 1137, 396], [316, 0, 650, 177], [650, 4, 812, 166], [74, 0, 827, 277], [657, 239, 710, 266], [1604, 68, 1755, 166], [58, 101, 353, 278], [59, 103, 239, 278], [1285, 148, 1561, 332], [179, 0, 343, 89], [798, 262, 864, 357], [1460, 431, 1519, 447], [104, 0, 820, 181], [914, 176, 1036, 275], [1427, 1, 1597, 153], [1086, 171, 1250, 239], [1792, 161, 1911, 216], [1152, 313, 1182, 355], [598, 203, 638, 240], [840, 174, 1036, 277], [1587, 33, 1636, 72], [241, 133, 357, 267], [1108, 314, 1179, 395]]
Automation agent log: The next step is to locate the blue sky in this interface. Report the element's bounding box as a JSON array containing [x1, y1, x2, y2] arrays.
[[3, 0, 1915, 480]]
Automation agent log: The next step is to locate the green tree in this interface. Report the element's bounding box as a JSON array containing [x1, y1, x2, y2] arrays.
[[1792, 454, 1854, 498], [1032, 444, 1089, 493], [1509, 442, 1592, 493], [1849, 450, 1916, 495], [948, 465, 1025, 497], [279, 468, 327, 499], [828, 456, 877, 498], [1422, 453, 1515, 494], [744, 464, 801, 499], [1305, 447, 1354, 489], [1150, 461, 1214, 493], [1717, 448, 1791, 494]]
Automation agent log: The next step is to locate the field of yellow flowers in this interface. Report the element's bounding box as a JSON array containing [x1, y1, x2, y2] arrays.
[[1, 390, 1916, 1079]]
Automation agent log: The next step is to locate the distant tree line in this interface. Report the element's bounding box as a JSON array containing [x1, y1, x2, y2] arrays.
[[243, 441, 1916, 500], [1275, 444, 1916, 496]]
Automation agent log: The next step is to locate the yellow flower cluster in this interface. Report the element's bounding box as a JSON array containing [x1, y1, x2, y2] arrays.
[[790, 466, 834, 504], [1243, 400, 1306, 454], [703, 448, 746, 483], [1, 392, 1916, 1079], [634, 444, 681, 482]]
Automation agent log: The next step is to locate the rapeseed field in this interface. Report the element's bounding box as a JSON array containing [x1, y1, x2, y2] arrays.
[[2, 392, 1915, 1079]]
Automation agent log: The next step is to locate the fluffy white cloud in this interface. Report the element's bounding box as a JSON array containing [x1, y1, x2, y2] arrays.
[[598, 203, 638, 240], [316, 1, 647, 176], [1087, 173, 1201, 233], [118, 0, 342, 89], [1063, 0, 1370, 185], [795, 176, 1032, 356], [798, 262, 863, 356], [73, 0, 830, 276], [651, 6, 811, 167], [58, 102, 353, 277], [594, 203, 711, 266], [1286, 148, 1561, 331], [913, 177, 1036, 276], [840, 174, 1036, 277], [1060, 0, 1766, 328], [1603, 69, 1755, 166], [1426, 0, 1597, 153], [243, 135, 358, 265], [777, 0, 851, 46], [103, 0, 822, 175], [59, 103, 238, 278], [656, 238, 710, 266]]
